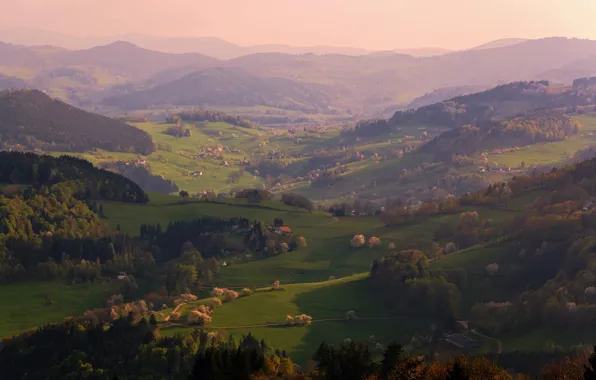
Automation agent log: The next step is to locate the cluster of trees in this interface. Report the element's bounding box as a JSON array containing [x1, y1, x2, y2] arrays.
[[0, 317, 296, 380], [166, 109, 255, 129], [390, 81, 552, 127], [235, 189, 274, 203], [0, 89, 154, 153], [2, 314, 595, 379], [380, 197, 460, 226], [139, 217, 251, 262], [281, 192, 313, 211], [370, 250, 461, 324], [0, 152, 149, 203], [327, 199, 377, 217], [422, 110, 581, 160], [351, 119, 395, 137], [447, 158, 596, 336]]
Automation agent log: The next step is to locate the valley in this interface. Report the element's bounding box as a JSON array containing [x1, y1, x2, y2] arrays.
[[2, 25, 596, 379]]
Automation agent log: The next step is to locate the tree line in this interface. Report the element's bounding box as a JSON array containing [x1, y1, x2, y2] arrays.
[[0, 152, 149, 203], [1, 315, 595, 379]]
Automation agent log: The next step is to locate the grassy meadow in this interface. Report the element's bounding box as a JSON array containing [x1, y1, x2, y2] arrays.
[[159, 274, 429, 364], [0, 281, 116, 338]]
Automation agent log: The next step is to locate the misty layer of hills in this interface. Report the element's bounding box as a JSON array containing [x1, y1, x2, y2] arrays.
[[1, 35, 596, 115]]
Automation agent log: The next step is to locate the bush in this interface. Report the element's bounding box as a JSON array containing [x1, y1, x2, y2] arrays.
[[223, 289, 239, 302], [210, 288, 224, 297], [297, 236, 307, 248], [368, 236, 381, 248], [196, 304, 211, 314], [272, 280, 281, 290], [486, 263, 500, 276], [279, 242, 289, 253], [169, 311, 181, 321], [294, 314, 313, 325], [179, 293, 198, 302], [351, 234, 366, 248], [444, 242, 457, 254], [345, 310, 358, 321], [240, 288, 253, 297], [206, 297, 223, 307], [285, 315, 295, 325], [188, 310, 212, 325]]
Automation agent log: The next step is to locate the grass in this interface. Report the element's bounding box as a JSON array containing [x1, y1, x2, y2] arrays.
[[160, 274, 429, 364], [483, 113, 596, 169], [0, 281, 116, 338]]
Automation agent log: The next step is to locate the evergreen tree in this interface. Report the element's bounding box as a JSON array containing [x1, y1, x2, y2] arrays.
[[585, 346, 596, 380], [447, 360, 469, 380]]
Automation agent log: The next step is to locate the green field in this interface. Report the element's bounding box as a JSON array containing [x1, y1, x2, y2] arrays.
[[0, 281, 116, 338], [479, 113, 596, 168], [102, 192, 517, 285], [159, 274, 429, 364]]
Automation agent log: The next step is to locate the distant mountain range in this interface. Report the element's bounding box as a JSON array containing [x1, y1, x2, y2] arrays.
[[0, 28, 458, 59], [1, 35, 596, 115]]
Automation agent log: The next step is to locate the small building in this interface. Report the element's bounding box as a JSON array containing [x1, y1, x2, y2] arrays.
[[278, 226, 292, 234]]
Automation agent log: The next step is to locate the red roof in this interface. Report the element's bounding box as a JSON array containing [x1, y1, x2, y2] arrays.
[[279, 226, 292, 233]]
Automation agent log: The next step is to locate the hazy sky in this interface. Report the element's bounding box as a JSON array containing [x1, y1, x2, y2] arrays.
[[2, 0, 595, 49]]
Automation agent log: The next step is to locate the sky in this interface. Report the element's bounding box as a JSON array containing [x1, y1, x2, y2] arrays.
[[1, 0, 595, 50]]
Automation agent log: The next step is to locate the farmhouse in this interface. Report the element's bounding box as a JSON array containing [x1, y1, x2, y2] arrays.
[[276, 226, 292, 235]]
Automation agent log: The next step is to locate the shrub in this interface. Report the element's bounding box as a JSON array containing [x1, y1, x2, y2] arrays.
[[210, 287, 224, 297], [368, 236, 381, 248], [169, 311, 181, 321], [223, 289, 239, 302], [486, 263, 499, 276], [345, 310, 358, 321], [293, 314, 313, 326], [285, 315, 295, 325], [279, 242, 289, 253], [188, 310, 212, 325], [444, 242, 457, 254], [351, 234, 366, 248], [196, 304, 211, 314], [297, 236, 307, 248], [206, 297, 223, 307], [240, 288, 253, 297], [179, 293, 198, 303], [272, 280, 281, 290]]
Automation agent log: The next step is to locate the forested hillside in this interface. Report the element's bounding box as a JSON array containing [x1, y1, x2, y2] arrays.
[[389, 80, 596, 128], [0, 152, 148, 203], [0, 89, 154, 153], [102, 67, 334, 113], [421, 109, 582, 160]]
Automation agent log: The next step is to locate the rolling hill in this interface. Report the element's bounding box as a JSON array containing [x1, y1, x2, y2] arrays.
[[0, 89, 154, 153], [102, 67, 335, 113], [469, 38, 530, 50], [389, 80, 596, 128], [53, 41, 220, 81], [0, 73, 29, 90]]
